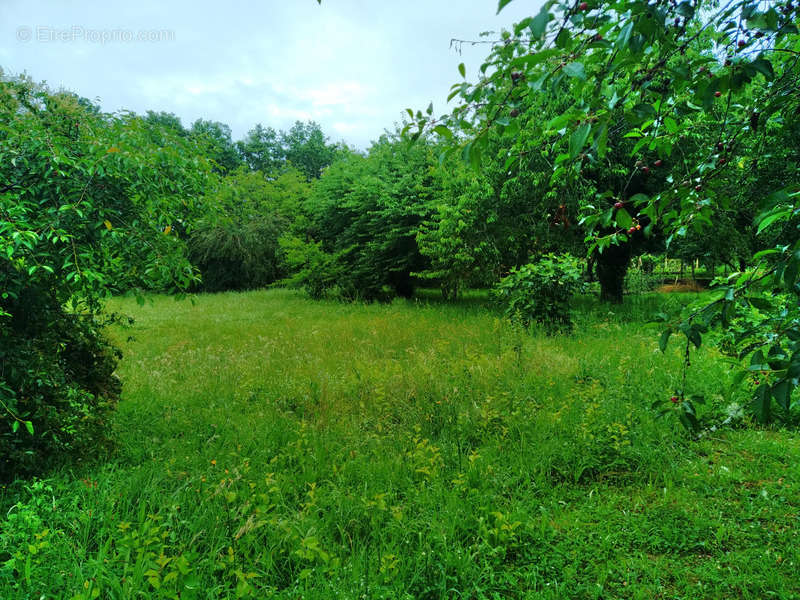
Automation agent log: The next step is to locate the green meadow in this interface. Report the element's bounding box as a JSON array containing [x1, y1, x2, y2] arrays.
[[1, 289, 798, 599]]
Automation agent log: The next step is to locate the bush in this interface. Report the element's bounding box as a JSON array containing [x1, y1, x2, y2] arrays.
[[0, 75, 210, 479], [624, 267, 658, 294], [492, 254, 583, 333], [0, 300, 121, 480], [188, 169, 308, 292], [189, 216, 287, 292]]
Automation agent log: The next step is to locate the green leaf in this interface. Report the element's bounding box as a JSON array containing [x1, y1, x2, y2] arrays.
[[688, 328, 702, 349], [751, 57, 775, 81], [785, 252, 800, 288], [659, 329, 671, 353], [458, 63, 466, 78], [751, 384, 772, 423], [615, 21, 634, 50], [752, 248, 781, 260], [530, 6, 551, 39], [433, 125, 453, 141], [24, 421, 34, 435], [747, 296, 774, 311], [563, 62, 586, 80], [772, 380, 792, 411], [497, 0, 514, 14], [615, 208, 633, 229], [756, 208, 791, 234], [749, 349, 769, 370], [569, 123, 591, 159]]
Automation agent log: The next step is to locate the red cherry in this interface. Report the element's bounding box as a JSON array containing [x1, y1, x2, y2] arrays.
[[738, 39, 746, 47], [718, 157, 727, 165], [642, 166, 650, 174], [614, 201, 624, 209], [695, 184, 702, 192], [654, 159, 663, 168], [670, 396, 680, 404], [714, 91, 722, 97], [579, 2, 589, 10], [717, 142, 725, 151]]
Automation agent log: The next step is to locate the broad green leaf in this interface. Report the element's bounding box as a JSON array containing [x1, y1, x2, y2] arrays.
[[497, 0, 514, 14], [756, 208, 791, 234], [750, 384, 771, 423], [615, 21, 634, 50], [563, 62, 586, 80], [659, 329, 671, 352], [616, 208, 633, 229], [530, 6, 551, 39], [771, 380, 792, 411], [751, 57, 775, 80], [433, 125, 453, 140], [569, 123, 591, 159]]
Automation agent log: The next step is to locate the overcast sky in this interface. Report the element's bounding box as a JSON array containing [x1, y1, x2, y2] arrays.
[[1, 0, 541, 149]]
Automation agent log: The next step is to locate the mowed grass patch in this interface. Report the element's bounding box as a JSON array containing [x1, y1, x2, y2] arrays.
[[1, 288, 798, 599]]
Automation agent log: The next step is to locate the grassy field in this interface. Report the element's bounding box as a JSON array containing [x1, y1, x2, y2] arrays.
[[1, 289, 799, 599]]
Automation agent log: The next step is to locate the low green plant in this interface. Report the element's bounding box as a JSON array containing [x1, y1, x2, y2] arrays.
[[2, 289, 798, 598], [492, 253, 583, 333]]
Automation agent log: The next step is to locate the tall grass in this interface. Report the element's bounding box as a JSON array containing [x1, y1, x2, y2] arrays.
[[1, 289, 798, 599]]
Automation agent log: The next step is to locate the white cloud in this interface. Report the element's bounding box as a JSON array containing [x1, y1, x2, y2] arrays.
[[0, 0, 543, 149]]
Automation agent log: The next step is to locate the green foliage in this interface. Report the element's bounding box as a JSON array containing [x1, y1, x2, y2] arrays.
[[492, 253, 583, 333], [0, 308, 121, 480], [281, 120, 344, 181], [0, 74, 212, 477], [236, 121, 342, 179], [189, 169, 309, 292], [290, 135, 440, 300], [189, 119, 243, 174], [419, 0, 800, 422], [237, 123, 283, 174]]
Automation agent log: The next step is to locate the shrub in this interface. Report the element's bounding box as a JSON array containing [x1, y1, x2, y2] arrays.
[[492, 254, 583, 333], [189, 215, 287, 292], [0, 304, 121, 480], [188, 169, 308, 292], [0, 75, 210, 479]]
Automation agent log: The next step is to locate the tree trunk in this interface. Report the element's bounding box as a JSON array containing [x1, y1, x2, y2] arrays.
[[595, 244, 631, 304]]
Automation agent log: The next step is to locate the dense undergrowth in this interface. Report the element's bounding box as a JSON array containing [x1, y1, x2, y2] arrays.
[[1, 289, 798, 599]]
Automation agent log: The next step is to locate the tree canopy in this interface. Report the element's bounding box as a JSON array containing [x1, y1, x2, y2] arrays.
[[407, 0, 800, 424]]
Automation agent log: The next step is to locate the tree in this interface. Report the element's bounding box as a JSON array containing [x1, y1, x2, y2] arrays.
[[418, 119, 586, 298], [237, 123, 283, 174], [411, 0, 800, 422], [285, 135, 442, 300], [281, 120, 343, 180], [188, 168, 309, 292], [0, 74, 213, 478], [189, 119, 243, 174]]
